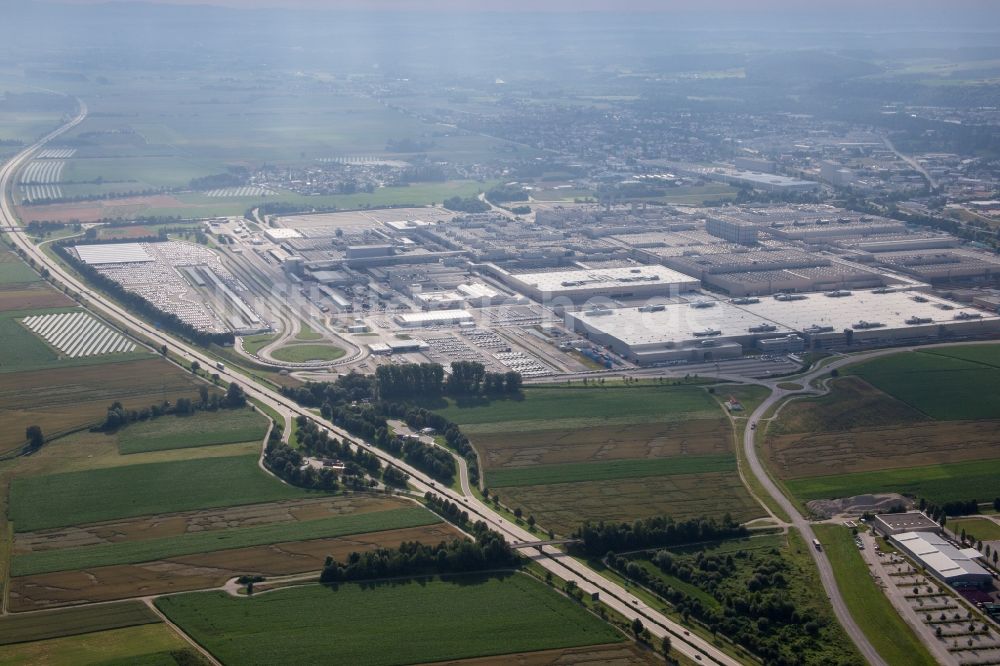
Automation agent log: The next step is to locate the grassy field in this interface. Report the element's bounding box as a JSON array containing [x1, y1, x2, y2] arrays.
[[924, 344, 1000, 369], [0, 623, 200, 666], [269, 343, 345, 363], [813, 524, 938, 666], [948, 517, 1000, 541], [487, 455, 736, 488], [13, 506, 439, 576], [849, 349, 1000, 420], [9, 454, 305, 531], [156, 574, 622, 666], [241, 332, 276, 355], [0, 250, 41, 284], [117, 407, 269, 454], [296, 321, 323, 341], [436, 384, 720, 428], [786, 458, 1000, 504], [0, 601, 158, 645]]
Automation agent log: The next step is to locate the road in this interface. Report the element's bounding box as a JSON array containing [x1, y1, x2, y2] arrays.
[[882, 133, 938, 190], [1, 101, 741, 666]]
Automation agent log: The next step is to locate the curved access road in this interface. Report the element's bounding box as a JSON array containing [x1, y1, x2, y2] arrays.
[[2, 102, 741, 666]]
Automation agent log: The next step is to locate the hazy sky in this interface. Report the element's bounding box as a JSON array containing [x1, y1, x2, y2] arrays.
[[44, 0, 1000, 12]]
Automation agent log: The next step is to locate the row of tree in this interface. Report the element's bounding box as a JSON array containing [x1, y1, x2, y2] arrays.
[[375, 363, 444, 399], [99, 383, 246, 431], [319, 522, 519, 583], [570, 515, 748, 556], [445, 361, 522, 396], [380, 403, 480, 486]]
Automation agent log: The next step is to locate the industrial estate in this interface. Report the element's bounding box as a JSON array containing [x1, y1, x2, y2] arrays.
[[0, 4, 999, 666]]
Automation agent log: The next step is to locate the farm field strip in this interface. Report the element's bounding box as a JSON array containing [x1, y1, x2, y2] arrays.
[[11, 506, 440, 576], [117, 408, 269, 454], [944, 517, 1000, 541], [486, 454, 736, 488], [0, 623, 197, 665], [155, 574, 623, 666], [0, 600, 158, 645], [21, 311, 135, 357]]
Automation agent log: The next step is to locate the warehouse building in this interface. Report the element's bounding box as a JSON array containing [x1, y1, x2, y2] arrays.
[[891, 532, 991, 589], [871, 512, 942, 537], [498, 265, 700, 304], [395, 309, 474, 328], [565, 300, 795, 365]]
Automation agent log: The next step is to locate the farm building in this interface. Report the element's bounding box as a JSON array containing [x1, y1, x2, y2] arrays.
[[890, 532, 992, 588]]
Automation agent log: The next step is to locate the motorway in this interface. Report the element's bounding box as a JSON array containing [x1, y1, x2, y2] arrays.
[[1, 102, 744, 666]]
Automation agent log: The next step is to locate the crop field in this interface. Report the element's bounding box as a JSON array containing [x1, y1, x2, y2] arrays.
[[15, 495, 409, 552], [0, 357, 203, 452], [848, 348, 1000, 420], [497, 472, 764, 535], [0, 282, 74, 311], [472, 419, 733, 469], [0, 623, 200, 666], [0, 250, 42, 284], [764, 348, 1000, 505], [786, 458, 1000, 505], [269, 343, 346, 363], [9, 523, 462, 611], [8, 454, 305, 532], [0, 600, 157, 645], [117, 407, 269, 454], [813, 525, 938, 666], [12, 506, 439, 576], [487, 455, 736, 488], [21, 311, 136, 358], [156, 574, 622, 666], [438, 385, 760, 533]]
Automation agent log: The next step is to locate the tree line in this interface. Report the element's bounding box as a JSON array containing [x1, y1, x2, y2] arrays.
[[99, 382, 246, 431], [319, 521, 519, 584], [380, 402, 480, 486], [570, 515, 748, 556]]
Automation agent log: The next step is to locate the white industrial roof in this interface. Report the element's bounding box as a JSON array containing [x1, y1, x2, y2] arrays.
[[567, 300, 794, 348], [396, 309, 473, 324], [893, 532, 990, 581], [729, 290, 998, 334], [515, 265, 699, 295], [265, 228, 303, 239], [75, 243, 153, 265]]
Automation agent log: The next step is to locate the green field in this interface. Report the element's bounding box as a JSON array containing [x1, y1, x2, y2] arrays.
[[0, 601, 158, 645], [0, 623, 200, 666], [813, 525, 938, 666], [850, 349, 1000, 420], [9, 454, 305, 531], [295, 322, 323, 341], [270, 343, 346, 363], [924, 344, 1000, 369], [487, 455, 736, 488], [12, 506, 439, 576], [786, 458, 1000, 504], [117, 407, 269, 454], [948, 517, 1000, 541], [0, 251, 41, 284], [436, 384, 720, 429], [156, 574, 621, 666], [241, 333, 276, 355]]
